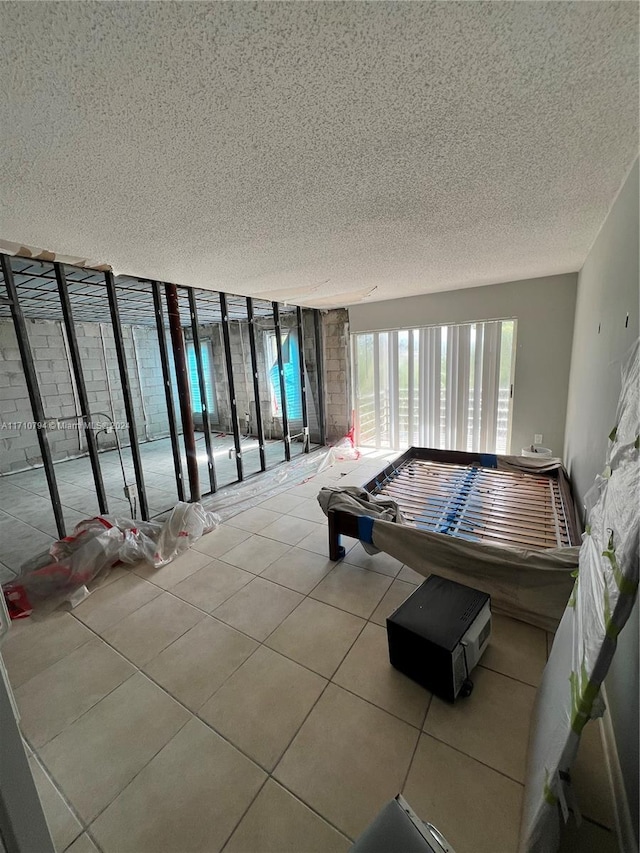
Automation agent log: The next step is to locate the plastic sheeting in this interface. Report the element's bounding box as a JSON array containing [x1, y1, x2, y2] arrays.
[[199, 439, 359, 522], [2, 502, 219, 618], [519, 339, 639, 852], [319, 486, 578, 631]]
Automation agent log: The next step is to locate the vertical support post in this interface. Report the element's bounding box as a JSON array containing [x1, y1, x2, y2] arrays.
[[104, 271, 150, 520], [187, 289, 217, 494], [296, 307, 310, 452], [313, 310, 326, 446], [246, 298, 266, 472], [1, 255, 66, 538], [152, 282, 185, 502], [219, 293, 243, 482], [54, 262, 108, 514], [272, 302, 291, 461], [165, 283, 200, 501]]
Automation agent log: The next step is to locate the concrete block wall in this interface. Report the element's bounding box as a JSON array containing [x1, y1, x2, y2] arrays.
[[192, 319, 284, 440], [0, 318, 171, 474], [321, 308, 351, 442]]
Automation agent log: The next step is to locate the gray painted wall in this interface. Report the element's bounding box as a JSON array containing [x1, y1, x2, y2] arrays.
[[349, 274, 577, 457], [564, 158, 639, 839]]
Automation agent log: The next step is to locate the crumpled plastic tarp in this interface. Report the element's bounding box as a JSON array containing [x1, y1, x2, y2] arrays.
[[2, 502, 220, 618], [519, 339, 639, 852]]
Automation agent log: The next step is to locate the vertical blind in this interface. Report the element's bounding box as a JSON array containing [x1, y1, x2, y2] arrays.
[[353, 320, 515, 454]]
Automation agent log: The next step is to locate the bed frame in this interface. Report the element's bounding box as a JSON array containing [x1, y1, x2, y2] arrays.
[[328, 447, 580, 561]]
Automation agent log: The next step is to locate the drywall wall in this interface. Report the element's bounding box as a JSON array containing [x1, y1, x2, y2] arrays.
[[0, 318, 171, 473], [349, 274, 577, 457], [564, 158, 639, 842]]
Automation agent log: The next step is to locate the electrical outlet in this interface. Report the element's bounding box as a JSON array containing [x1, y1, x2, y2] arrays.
[[534, 434, 543, 445], [124, 483, 138, 501]]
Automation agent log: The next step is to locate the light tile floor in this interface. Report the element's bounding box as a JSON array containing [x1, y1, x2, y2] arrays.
[[1, 450, 619, 853], [0, 434, 308, 580]]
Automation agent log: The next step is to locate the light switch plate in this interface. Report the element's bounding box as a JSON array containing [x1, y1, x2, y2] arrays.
[[534, 434, 543, 445]]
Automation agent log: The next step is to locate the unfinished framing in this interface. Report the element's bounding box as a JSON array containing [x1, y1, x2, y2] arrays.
[[0, 253, 326, 536]]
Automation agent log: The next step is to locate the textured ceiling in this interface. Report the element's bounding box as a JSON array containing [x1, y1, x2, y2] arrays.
[[0, 2, 637, 308]]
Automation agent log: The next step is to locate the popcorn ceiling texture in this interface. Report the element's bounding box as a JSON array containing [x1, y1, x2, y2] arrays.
[[0, 2, 637, 307]]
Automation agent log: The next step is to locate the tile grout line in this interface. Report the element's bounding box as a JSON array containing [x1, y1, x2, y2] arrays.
[[23, 515, 397, 843], [9, 457, 547, 849]]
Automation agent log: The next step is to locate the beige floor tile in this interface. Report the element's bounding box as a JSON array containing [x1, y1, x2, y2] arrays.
[[259, 493, 302, 514], [16, 639, 135, 748], [213, 577, 303, 641], [65, 834, 101, 853], [403, 734, 523, 853], [286, 480, 327, 500], [343, 543, 404, 578], [559, 817, 619, 853], [482, 613, 547, 686], [2, 611, 93, 689], [423, 666, 535, 783], [311, 563, 392, 619], [259, 516, 324, 547], [369, 579, 418, 627], [40, 673, 189, 823], [296, 524, 349, 559], [224, 779, 350, 853], [266, 598, 365, 677], [287, 497, 327, 523], [144, 616, 257, 710], [220, 534, 292, 574], [261, 547, 336, 594], [191, 524, 251, 558], [333, 623, 431, 727], [91, 717, 266, 853], [572, 719, 616, 830], [134, 547, 213, 589], [102, 593, 204, 665], [397, 565, 426, 585], [29, 755, 82, 852], [171, 560, 254, 612], [200, 646, 326, 770], [73, 574, 162, 633], [225, 506, 281, 533], [274, 684, 419, 839]]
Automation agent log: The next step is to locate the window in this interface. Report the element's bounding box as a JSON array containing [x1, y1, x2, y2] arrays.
[[353, 320, 516, 454], [265, 330, 303, 419], [186, 340, 216, 417]]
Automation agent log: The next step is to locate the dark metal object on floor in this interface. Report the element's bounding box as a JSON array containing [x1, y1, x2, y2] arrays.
[[54, 262, 109, 515], [246, 298, 267, 472], [0, 254, 66, 538], [187, 288, 217, 494], [104, 270, 150, 520], [165, 283, 200, 502], [152, 281, 185, 502], [387, 575, 491, 703], [219, 292, 243, 482], [272, 302, 291, 461], [349, 795, 455, 853]]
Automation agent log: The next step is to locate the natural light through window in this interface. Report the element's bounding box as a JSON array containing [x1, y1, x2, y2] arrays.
[[352, 320, 516, 454]]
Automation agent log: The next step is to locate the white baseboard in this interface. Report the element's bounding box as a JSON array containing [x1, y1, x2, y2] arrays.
[[599, 685, 638, 853]]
